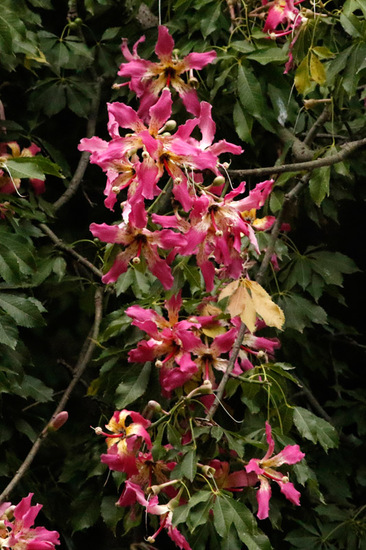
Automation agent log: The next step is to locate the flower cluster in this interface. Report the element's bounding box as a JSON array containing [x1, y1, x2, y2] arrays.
[[86, 25, 305, 547], [0, 494, 60, 549]]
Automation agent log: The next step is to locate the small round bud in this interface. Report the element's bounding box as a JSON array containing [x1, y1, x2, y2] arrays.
[[172, 48, 180, 56], [147, 400, 162, 412], [142, 151, 150, 158], [222, 162, 230, 169], [155, 360, 163, 368], [112, 186, 120, 194], [215, 230, 223, 237], [282, 475, 289, 483], [146, 536, 156, 543], [201, 465, 216, 478], [212, 176, 225, 187], [163, 120, 177, 132], [257, 350, 266, 359], [94, 426, 104, 435], [174, 177, 182, 185], [132, 257, 141, 265]]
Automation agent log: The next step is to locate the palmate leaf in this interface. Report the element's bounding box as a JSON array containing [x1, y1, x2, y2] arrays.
[[276, 293, 327, 332]]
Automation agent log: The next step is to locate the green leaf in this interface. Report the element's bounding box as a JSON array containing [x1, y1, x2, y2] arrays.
[[340, 13, 363, 37], [0, 294, 46, 328], [237, 64, 263, 118], [115, 362, 151, 408], [276, 294, 327, 332], [0, 315, 18, 349], [70, 486, 102, 531], [173, 491, 212, 527], [233, 101, 253, 144], [4, 159, 44, 180], [200, 3, 222, 38], [212, 497, 228, 538], [179, 448, 197, 481], [101, 496, 124, 534], [309, 251, 359, 286], [21, 374, 53, 402], [246, 47, 288, 65], [293, 406, 339, 451]]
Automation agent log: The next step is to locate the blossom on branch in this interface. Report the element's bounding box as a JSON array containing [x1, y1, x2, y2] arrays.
[[117, 25, 216, 118], [0, 494, 60, 549], [245, 422, 305, 519]]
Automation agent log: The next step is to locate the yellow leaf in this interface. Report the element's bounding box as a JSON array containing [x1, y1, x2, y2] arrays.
[[245, 280, 285, 330], [218, 280, 240, 302], [226, 282, 247, 318], [310, 52, 326, 85], [202, 325, 227, 338], [239, 286, 257, 333]]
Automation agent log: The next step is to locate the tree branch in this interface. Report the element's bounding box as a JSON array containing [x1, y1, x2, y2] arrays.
[[0, 287, 103, 503], [228, 136, 366, 178], [303, 106, 331, 147], [39, 223, 103, 279], [53, 77, 103, 212]]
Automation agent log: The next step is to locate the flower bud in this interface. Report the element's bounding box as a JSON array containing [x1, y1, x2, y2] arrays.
[[48, 411, 68, 432], [112, 186, 120, 193], [282, 475, 289, 483], [163, 120, 177, 132], [188, 76, 199, 89], [94, 426, 104, 435], [132, 257, 141, 265], [147, 400, 162, 412], [155, 360, 163, 368], [212, 175, 225, 187]]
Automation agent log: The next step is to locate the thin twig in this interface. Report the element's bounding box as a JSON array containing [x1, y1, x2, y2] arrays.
[[228, 136, 366, 178], [39, 223, 103, 279], [53, 77, 103, 211], [0, 288, 103, 503]]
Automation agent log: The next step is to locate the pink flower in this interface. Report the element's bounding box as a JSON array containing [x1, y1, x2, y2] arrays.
[[245, 422, 305, 519], [1, 493, 60, 549], [209, 459, 257, 491], [263, 0, 305, 37], [118, 25, 216, 118], [90, 219, 182, 289], [127, 293, 202, 393], [100, 410, 152, 476]]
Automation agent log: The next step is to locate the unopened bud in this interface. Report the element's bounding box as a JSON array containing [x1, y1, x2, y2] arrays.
[[212, 176, 225, 187], [147, 400, 162, 412], [174, 177, 182, 185], [146, 536, 156, 543], [200, 379, 213, 394], [94, 426, 104, 435], [48, 411, 68, 432], [221, 162, 230, 169], [142, 151, 150, 158], [112, 186, 120, 193], [215, 230, 223, 237], [132, 257, 141, 265], [163, 120, 177, 132], [282, 475, 289, 483], [5, 505, 15, 519], [155, 360, 163, 368], [257, 350, 266, 359]]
